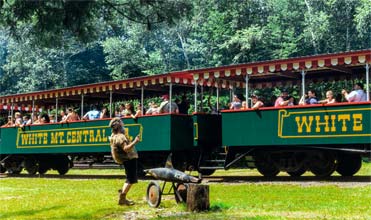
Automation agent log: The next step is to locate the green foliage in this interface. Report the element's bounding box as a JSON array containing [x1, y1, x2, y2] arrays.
[[0, 0, 370, 95]]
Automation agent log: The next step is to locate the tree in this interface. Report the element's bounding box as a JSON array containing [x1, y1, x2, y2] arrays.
[[0, 0, 193, 47]]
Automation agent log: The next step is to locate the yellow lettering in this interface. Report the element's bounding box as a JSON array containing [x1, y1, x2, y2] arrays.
[[315, 115, 330, 132], [95, 130, 102, 142], [330, 115, 336, 132], [83, 130, 89, 142], [71, 131, 76, 143], [89, 130, 95, 142], [32, 133, 36, 145], [102, 129, 108, 142], [58, 132, 65, 144], [66, 131, 71, 144], [295, 116, 314, 133], [21, 134, 29, 145], [43, 133, 48, 144], [338, 114, 350, 132], [76, 131, 82, 143], [51, 132, 58, 144], [353, 114, 363, 131]]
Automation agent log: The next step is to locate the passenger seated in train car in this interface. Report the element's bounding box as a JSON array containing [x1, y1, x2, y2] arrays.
[[1, 116, 14, 127], [60, 110, 67, 121], [131, 104, 143, 119], [33, 114, 41, 124], [114, 108, 121, 117], [158, 94, 179, 113], [49, 115, 56, 123], [178, 95, 190, 114], [287, 96, 295, 106], [299, 90, 318, 105], [241, 101, 247, 110], [39, 113, 50, 124], [274, 90, 290, 107], [14, 112, 23, 127], [342, 82, 367, 102], [119, 104, 125, 116], [122, 103, 135, 117], [251, 95, 264, 110], [145, 102, 159, 115], [62, 108, 80, 122], [318, 90, 336, 104], [21, 115, 32, 127], [230, 94, 244, 110], [100, 107, 109, 119], [82, 105, 100, 120]]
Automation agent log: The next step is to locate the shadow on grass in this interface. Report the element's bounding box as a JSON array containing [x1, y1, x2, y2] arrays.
[[0, 205, 64, 219]]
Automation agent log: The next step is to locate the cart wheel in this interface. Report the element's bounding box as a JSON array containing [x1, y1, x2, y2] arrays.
[[146, 181, 162, 208], [175, 183, 188, 203]]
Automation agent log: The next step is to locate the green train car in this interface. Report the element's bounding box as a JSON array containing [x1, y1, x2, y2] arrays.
[[0, 50, 370, 177]]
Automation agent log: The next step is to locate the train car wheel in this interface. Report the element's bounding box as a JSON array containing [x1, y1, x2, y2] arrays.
[[146, 181, 162, 208], [56, 163, 69, 175], [5, 161, 22, 174], [25, 158, 38, 175], [0, 164, 6, 173], [38, 162, 49, 175], [175, 183, 188, 203], [287, 166, 307, 177], [336, 154, 362, 177], [254, 154, 279, 177], [309, 151, 336, 177], [198, 169, 216, 176]]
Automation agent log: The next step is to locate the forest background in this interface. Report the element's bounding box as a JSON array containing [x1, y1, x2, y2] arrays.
[[0, 0, 370, 100]]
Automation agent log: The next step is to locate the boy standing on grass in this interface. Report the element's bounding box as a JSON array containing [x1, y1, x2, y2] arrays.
[[109, 117, 140, 206]]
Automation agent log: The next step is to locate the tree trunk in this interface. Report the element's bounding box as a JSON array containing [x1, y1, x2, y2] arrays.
[[186, 184, 209, 212]]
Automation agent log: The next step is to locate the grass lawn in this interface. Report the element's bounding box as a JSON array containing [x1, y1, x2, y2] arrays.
[[0, 163, 370, 220]]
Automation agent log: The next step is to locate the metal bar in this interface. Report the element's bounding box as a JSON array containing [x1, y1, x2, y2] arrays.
[[109, 90, 113, 118], [81, 94, 84, 118], [366, 63, 369, 101], [10, 102, 13, 117], [301, 69, 306, 98], [216, 85, 219, 112], [225, 149, 254, 170], [169, 83, 173, 113], [141, 86, 144, 113], [55, 97, 58, 122], [194, 82, 197, 112], [31, 100, 35, 123], [200, 85, 204, 112], [245, 74, 249, 108]]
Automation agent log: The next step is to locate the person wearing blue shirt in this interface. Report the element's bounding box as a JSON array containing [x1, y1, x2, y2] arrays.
[[82, 105, 101, 120]]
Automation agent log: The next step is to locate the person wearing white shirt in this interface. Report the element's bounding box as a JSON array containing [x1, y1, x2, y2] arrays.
[[342, 83, 367, 102]]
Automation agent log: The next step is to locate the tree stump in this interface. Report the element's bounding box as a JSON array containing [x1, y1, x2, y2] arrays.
[[186, 184, 209, 212]]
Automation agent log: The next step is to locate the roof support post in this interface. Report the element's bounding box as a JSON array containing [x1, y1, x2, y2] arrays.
[[55, 97, 58, 123], [366, 63, 369, 101], [216, 84, 219, 112], [301, 69, 306, 98], [109, 90, 113, 118], [31, 99, 35, 123], [169, 82, 173, 113], [194, 81, 198, 113], [200, 85, 204, 112], [81, 94, 84, 118], [245, 74, 249, 108], [10, 102, 14, 118], [141, 86, 144, 113]]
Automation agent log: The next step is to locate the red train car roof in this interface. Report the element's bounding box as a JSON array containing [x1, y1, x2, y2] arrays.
[[0, 49, 370, 105]]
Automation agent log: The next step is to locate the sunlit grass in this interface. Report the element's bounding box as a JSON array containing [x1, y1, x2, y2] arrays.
[[0, 162, 370, 219]]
